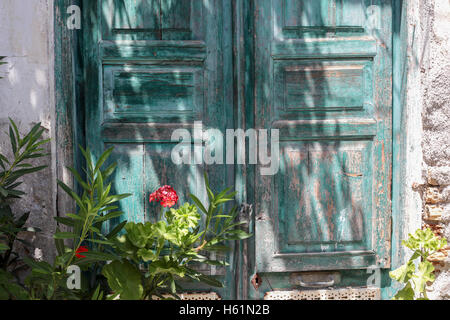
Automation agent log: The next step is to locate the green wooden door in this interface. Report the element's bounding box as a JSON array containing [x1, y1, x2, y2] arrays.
[[252, 0, 392, 298], [82, 0, 235, 299], [82, 0, 393, 299]]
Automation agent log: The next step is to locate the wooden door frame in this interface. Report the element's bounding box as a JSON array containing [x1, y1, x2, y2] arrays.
[[54, 0, 409, 300]]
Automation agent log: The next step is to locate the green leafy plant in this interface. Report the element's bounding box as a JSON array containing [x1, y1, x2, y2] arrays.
[[102, 174, 252, 300], [14, 144, 251, 300], [24, 146, 131, 300], [0, 118, 50, 202], [0, 118, 49, 299], [0, 56, 6, 79], [390, 228, 447, 300]]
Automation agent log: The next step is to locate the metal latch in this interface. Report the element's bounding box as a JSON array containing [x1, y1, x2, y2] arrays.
[[290, 272, 341, 289]]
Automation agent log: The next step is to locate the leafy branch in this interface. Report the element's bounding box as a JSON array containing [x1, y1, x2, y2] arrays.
[[0, 56, 6, 80], [0, 119, 49, 300], [25, 146, 131, 300], [390, 228, 447, 300], [101, 173, 252, 300], [0, 119, 50, 203]]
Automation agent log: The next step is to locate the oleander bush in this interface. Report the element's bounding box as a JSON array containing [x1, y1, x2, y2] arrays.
[[0, 118, 50, 299]]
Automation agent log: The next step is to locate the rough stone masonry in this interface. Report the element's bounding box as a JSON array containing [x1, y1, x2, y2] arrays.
[[418, 0, 450, 300]]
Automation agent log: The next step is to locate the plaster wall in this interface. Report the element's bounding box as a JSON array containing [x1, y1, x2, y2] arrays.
[[0, 0, 56, 263]]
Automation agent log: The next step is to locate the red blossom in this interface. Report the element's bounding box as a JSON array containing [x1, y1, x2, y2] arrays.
[[76, 246, 88, 259], [149, 185, 179, 208]]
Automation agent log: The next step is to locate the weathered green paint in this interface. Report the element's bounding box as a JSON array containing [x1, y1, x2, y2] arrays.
[[82, 0, 235, 299], [54, 0, 85, 223], [52, 0, 406, 300], [251, 0, 393, 299], [383, 0, 408, 300]]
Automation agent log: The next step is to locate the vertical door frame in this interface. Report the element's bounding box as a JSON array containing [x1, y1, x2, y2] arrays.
[[388, 0, 410, 300], [232, 0, 256, 300], [54, 0, 85, 224], [54, 0, 410, 300]]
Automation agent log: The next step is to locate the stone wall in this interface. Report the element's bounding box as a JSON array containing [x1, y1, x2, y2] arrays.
[[419, 0, 450, 300]]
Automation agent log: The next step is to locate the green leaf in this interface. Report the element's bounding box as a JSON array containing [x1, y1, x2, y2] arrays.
[[23, 257, 53, 274], [91, 284, 101, 300], [89, 225, 102, 234], [189, 194, 208, 214], [54, 232, 79, 239], [77, 250, 117, 262], [104, 193, 132, 205], [102, 260, 143, 300], [54, 216, 75, 227], [193, 258, 229, 267], [85, 239, 114, 246], [0, 186, 8, 198], [137, 248, 157, 262], [57, 180, 85, 211], [67, 166, 90, 191], [170, 278, 176, 294], [212, 215, 233, 219], [15, 212, 30, 228], [96, 170, 104, 201], [9, 125, 17, 154], [106, 221, 127, 239], [9, 118, 21, 146], [0, 153, 9, 164], [389, 261, 415, 284], [101, 162, 117, 179], [392, 282, 415, 300], [10, 165, 47, 177], [16, 163, 32, 168], [79, 145, 94, 174], [224, 229, 252, 240], [203, 244, 232, 252], [412, 261, 435, 296], [124, 222, 152, 248], [224, 221, 248, 230], [96, 211, 124, 223], [21, 122, 42, 148], [215, 196, 236, 205], [54, 228, 66, 256], [94, 147, 114, 173], [198, 274, 223, 288], [65, 213, 85, 221], [4, 189, 25, 198]]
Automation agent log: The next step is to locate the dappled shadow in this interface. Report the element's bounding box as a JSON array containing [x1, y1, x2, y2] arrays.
[[253, 0, 394, 295], [79, 0, 394, 298]]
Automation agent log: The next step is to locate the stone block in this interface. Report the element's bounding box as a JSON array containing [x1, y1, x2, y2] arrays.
[[425, 205, 444, 221], [426, 187, 442, 204]]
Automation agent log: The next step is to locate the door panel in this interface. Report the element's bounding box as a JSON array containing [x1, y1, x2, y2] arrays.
[[83, 0, 234, 298], [254, 0, 392, 276], [83, 0, 393, 299], [281, 0, 366, 32], [102, 0, 200, 40], [103, 64, 204, 122]]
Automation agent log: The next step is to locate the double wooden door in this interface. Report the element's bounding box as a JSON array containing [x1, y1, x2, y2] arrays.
[[83, 0, 393, 299]]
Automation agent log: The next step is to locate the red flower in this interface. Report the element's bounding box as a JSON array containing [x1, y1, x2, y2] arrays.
[[149, 185, 179, 208], [76, 246, 88, 259]]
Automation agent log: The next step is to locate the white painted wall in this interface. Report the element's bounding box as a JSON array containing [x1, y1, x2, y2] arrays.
[[0, 0, 56, 262], [0, 0, 54, 127]]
